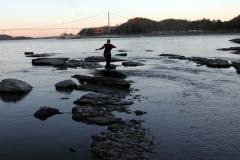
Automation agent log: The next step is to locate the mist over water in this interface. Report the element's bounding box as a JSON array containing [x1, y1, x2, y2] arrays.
[[0, 35, 240, 160]]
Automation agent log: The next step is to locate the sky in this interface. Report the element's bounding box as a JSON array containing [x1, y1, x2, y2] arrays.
[[0, 0, 239, 37]]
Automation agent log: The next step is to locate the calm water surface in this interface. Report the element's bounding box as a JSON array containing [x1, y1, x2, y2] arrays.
[[0, 35, 240, 160]]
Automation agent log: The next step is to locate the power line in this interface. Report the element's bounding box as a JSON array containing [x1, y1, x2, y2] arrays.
[[0, 12, 107, 32]]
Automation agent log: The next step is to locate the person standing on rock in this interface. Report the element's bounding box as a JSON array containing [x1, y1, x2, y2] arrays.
[[96, 39, 116, 69]]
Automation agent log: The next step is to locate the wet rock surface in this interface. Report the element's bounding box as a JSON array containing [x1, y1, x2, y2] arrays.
[[72, 74, 131, 90], [217, 47, 240, 51], [230, 38, 240, 44], [65, 59, 102, 69], [122, 61, 144, 67], [55, 80, 77, 90], [91, 120, 153, 160], [32, 58, 69, 66], [115, 53, 127, 57], [94, 70, 127, 79], [84, 56, 124, 63], [160, 54, 232, 68], [0, 79, 32, 94], [26, 53, 55, 57], [34, 106, 62, 121]]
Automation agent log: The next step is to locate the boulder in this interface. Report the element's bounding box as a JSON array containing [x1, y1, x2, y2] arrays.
[[32, 58, 69, 66], [146, 50, 154, 52], [232, 51, 240, 55], [189, 57, 231, 68], [72, 75, 131, 90], [0, 79, 32, 94], [122, 61, 144, 67], [231, 60, 240, 69], [55, 80, 77, 90], [34, 107, 61, 121], [84, 56, 124, 62], [230, 38, 240, 44]]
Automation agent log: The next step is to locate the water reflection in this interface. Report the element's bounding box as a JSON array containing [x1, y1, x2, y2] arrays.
[[0, 93, 27, 103]]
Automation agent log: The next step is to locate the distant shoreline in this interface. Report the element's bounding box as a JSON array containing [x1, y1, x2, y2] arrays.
[[0, 32, 240, 41]]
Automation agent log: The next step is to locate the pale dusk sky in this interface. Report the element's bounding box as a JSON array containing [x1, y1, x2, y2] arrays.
[[0, 0, 239, 37]]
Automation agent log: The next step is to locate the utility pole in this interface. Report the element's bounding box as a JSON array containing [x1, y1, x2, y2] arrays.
[[108, 11, 111, 34]]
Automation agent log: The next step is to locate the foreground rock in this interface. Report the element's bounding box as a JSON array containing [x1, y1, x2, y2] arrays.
[[122, 61, 144, 67], [0, 79, 32, 94], [32, 58, 69, 66], [230, 38, 240, 44], [34, 107, 62, 121], [135, 110, 147, 116], [24, 52, 34, 56], [91, 120, 153, 160], [84, 56, 124, 63], [72, 75, 131, 90], [55, 80, 77, 90]]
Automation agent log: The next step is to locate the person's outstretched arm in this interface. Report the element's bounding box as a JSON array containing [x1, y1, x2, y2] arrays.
[[96, 45, 105, 51]]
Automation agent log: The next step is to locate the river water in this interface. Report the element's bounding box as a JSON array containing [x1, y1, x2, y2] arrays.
[[0, 35, 240, 160]]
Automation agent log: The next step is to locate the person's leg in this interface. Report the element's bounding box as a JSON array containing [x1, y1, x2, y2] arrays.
[[104, 52, 111, 69]]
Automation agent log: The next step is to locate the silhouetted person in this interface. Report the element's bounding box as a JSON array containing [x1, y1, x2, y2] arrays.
[[96, 39, 116, 69]]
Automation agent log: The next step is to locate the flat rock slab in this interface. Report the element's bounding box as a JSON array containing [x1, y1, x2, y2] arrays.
[[26, 53, 55, 57], [159, 54, 189, 60], [115, 53, 127, 57], [55, 80, 77, 90], [32, 58, 69, 66], [95, 70, 127, 79], [230, 38, 240, 44], [72, 75, 131, 90], [91, 120, 153, 160], [72, 105, 122, 126], [217, 47, 240, 51], [84, 56, 124, 62], [122, 61, 144, 67], [74, 92, 133, 107], [0, 79, 32, 94], [34, 106, 61, 121], [65, 59, 103, 69]]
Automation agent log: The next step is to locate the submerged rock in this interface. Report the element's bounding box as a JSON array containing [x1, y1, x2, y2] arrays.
[[230, 38, 240, 44], [0, 79, 32, 94], [146, 50, 154, 52], [84, 56, 124, 63], [72, 75, 131, 90], [55, 80, 77, 90], [34, 107, 61, 121], [122, 61, 144, 67], [117, 49, 129, 52], [91, 120, 153, 160], [32, 58, 69, 66]]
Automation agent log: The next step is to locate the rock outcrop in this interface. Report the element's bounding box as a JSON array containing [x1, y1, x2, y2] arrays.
[[32, 58, 69, 66], [34, 107, 62, 121], [55, 80, 77, 90], [122, 61, 144, 67]]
